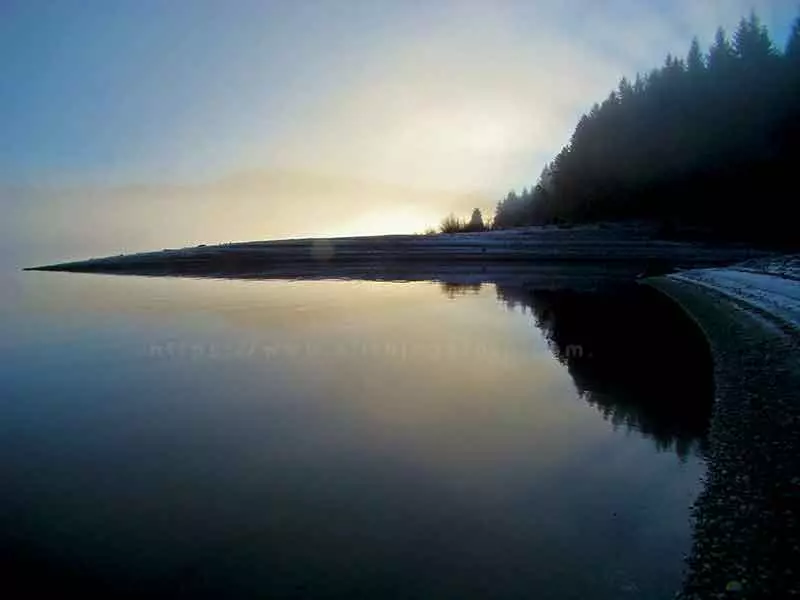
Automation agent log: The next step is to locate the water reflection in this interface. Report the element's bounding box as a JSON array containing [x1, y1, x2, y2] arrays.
[[2, 268, 707, 599], [439, 282, 483, 298], [492, 283, 713, 459], [497, 285, 714, 459], [427, 281, 715, 461]]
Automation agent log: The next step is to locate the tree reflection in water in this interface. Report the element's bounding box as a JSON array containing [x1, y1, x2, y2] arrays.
[[498, 283, 713, 459], [436, 280, 713, 460], [439, 282, 483, 299]]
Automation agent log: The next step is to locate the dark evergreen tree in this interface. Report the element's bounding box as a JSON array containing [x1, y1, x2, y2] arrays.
[[733, 11, 776, 62], [617, 76, 634, 101], [485, 10, 800, 247], [707, 27, 735, 72], [786, 14, 800, 60], [686, 37, 704, 74], [466, 208, 485, 232]]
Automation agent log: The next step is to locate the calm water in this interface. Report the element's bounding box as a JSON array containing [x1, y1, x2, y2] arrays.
[[0, 267, 711, 599]]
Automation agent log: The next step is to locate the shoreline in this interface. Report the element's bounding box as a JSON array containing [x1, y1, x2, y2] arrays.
[[645, 273, 800, 599], [24, 227, 772, 278], [25, 226, 800, 597]]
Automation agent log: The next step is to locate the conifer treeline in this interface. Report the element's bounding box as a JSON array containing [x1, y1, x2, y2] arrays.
[[493, 12, 800, 245]]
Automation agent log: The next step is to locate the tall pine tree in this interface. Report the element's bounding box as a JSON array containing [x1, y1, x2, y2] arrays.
[[707, 27, 735, 72], [733, 11, 776, 63], [687, 37, 705, 74], [786, 14, 800, 61]]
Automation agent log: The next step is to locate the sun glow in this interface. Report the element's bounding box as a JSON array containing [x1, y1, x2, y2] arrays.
[[328, 207, 438, 237]]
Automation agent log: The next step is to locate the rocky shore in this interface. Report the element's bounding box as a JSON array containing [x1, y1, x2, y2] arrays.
[[647, 270, 800, 600]]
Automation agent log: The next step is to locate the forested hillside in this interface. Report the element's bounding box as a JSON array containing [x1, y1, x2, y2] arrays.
[[493, 12, 800, 246]]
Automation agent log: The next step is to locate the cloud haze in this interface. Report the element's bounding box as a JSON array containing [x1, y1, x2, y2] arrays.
[[1, 1, 796, 260]]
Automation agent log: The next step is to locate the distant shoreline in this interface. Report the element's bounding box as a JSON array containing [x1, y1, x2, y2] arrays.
[[24, 225, 772, 280]]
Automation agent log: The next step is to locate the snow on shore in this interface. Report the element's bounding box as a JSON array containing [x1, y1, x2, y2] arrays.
[[733, 254, 800, 281], [670, 255, 800, 331]]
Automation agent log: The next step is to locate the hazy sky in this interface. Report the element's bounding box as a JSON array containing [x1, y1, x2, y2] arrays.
[[1, 1, 796, 260]]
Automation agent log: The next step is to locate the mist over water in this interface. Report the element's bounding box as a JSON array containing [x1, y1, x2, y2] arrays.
[[0, 269, 710, 598]]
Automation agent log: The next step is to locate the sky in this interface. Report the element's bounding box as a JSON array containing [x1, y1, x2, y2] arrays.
[[1, 0, 797, 262]]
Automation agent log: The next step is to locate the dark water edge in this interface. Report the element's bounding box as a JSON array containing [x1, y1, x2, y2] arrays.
[[493, 282, 713, 460], [2, 267, 713, 599]]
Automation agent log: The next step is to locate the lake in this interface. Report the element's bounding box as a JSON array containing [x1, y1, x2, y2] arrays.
[[0, 267, 711, 598]]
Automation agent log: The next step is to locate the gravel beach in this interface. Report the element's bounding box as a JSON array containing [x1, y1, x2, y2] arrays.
[[646, 275, 800, 600]]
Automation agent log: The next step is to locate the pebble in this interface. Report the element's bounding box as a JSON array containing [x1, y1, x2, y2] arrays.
[[726, 580, 743, 593]]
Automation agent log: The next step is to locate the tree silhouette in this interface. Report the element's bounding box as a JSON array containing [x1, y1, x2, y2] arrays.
[[487, 10, 800, 247], [733, 11, 776, 62], [439, 208, 487, 233], [466, 208, 485, 232], [786, 15, 800, 60], [686, 37, 705, 74], [439, 214, 463, 234], [494, 284, 713, 460], [707, 27, 736, 72]]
